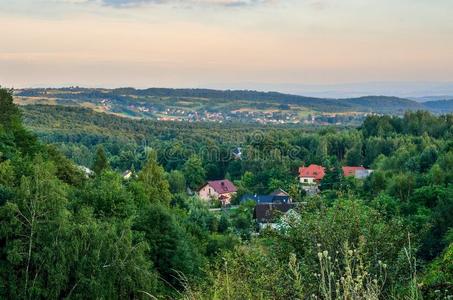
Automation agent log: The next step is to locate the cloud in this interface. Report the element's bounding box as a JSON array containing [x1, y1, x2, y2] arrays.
[[99, 0, 273, 8]]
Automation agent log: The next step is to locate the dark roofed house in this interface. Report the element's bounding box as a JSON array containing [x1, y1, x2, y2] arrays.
[[270, 188, 290, 197], [240, 193, 292, 204], [198, 179, 237, 206], [254, 203, 297, 229]]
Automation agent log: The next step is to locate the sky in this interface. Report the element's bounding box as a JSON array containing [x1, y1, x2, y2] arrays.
[[1, 0, 453, 96]]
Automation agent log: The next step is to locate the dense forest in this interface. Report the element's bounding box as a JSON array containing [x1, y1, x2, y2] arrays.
[[1, 88, 452, 299]]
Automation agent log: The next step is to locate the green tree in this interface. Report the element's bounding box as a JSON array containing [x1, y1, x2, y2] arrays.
[[65, 209, 158, 299], [137, 150, 172, 205], [133, 204, 204, 290], [168, 170, 186, 194], [92, 146, 109, 175], [345, 145, 363, 166], [218, 213, 230, 233], [320, 164, 342, 191], [183, 154, 206, 190], [419, 146, 438, 172], [77, 170, 136, 218], [0, 88, 21, 129], [0, 156, 70, 299]]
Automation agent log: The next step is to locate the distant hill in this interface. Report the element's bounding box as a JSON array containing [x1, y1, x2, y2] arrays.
[[422, 99, 453, 113], [340, 96, 424, 113], [14, 87, 453, 126], [17, 88, 423, 112]]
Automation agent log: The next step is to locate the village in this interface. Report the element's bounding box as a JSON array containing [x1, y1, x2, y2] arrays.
[[97, 99, 370, 125], [78, 162, 373, 230], [189, 164, 372, 230]]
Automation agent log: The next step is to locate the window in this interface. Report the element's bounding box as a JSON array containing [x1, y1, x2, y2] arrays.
[[304, 179, 308, 183]]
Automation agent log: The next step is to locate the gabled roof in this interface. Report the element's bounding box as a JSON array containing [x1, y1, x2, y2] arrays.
[[299, 164, 325, 180], [204, 179, 237, 194], [342, 166, 366, 177], [254, 203, 296, 222], [241, 194, 292, 204], [270, 188, 290, 197]]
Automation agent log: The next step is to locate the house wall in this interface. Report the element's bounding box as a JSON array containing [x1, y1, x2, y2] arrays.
[[198, 184, 219, 201], [220, 193, 236, 206], [302, 185, 320, 196], [355, 169, 373, 179], [299, 177, 317, 184]]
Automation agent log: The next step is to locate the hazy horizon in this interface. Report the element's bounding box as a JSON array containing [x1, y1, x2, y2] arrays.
[[9, 81, 453, 100], [1, 0, 453, 93]]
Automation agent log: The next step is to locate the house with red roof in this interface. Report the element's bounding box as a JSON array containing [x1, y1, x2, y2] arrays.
[[299, 164, 325, 185], [299, 164, 326, 195], [198, 179, 238, 205], [342, 166, 373, 179], [342, 166, 366, 177]]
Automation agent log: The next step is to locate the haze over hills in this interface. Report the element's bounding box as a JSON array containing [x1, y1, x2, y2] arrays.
[[204, 81, 453, 100], [14, 87, 453, 121]]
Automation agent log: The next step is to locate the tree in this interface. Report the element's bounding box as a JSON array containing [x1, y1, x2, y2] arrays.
[[0, 88, 21, 130], [0, 89, 38, 157], [319, 164, 342, 191], [419, 146, 438, 172], [183, 154, 206, 190], [421, 242, 453, 298], [137, 150, 172, 205], [64, 209, 158, 299], [428, 163, 445, 185], [0, 156, 70, 299], [92, 146, 109, 175], [345, 145, 363, 166], [77, 170, 136, 218], [168, 170, 186, 194], [218, 213, 230, 233], [387, 173, 415, 202], [133, 204, 204, 289]]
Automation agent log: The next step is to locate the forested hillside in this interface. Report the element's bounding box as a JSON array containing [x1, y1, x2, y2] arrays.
[[423, 99, 453, 113], [14, 88, 439, 125], [1, 89, 452, 299]]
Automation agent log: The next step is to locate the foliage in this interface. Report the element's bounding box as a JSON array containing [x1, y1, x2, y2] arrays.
[[1, 89, 452, 299]]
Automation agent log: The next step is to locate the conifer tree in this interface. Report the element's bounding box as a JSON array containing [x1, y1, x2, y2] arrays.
[[92, 146, 109, 175], [137, 150, 172, 205]]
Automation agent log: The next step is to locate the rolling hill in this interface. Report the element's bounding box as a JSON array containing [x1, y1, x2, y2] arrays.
[[13, 87, 449, 125], [422, 99, 453, 113]]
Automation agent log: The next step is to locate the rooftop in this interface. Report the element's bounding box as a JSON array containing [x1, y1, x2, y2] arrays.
[[299, 164, 326, 180], [205, 179, 237, 194]]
